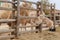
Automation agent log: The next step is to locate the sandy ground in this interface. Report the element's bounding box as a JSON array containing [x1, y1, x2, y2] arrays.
[[1, 26, 60, 40], [17, 27, 60, 40]]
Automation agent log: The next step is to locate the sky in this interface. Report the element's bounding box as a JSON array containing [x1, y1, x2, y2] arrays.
[[2, 0, 60, 10], [49, 0, 60, 10], [27, 0, 60, 10]]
